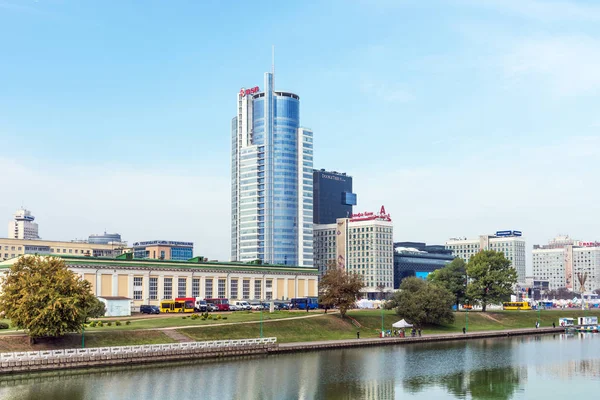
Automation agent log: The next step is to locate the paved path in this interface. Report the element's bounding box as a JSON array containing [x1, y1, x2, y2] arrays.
[[162, 329, 193, 343], [275, 327, 565, 352], [152, 312, 338, 331]]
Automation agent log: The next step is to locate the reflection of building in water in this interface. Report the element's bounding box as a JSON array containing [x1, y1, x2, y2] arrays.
[[536, 359, 600, 380], [360, 379, 395, 400]]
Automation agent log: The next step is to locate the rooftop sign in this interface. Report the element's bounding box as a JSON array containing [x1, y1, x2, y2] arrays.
[[133, 241, 194, 247], [495, 231, 522, 237], [240, 86, 259, 97], [350, 205, 391, 222]]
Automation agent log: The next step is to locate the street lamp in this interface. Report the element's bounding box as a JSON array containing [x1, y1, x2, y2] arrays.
[[260, 273, 265, 338]]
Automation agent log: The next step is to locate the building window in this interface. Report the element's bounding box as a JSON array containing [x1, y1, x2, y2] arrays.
[[218, 279, 226, 298], [133, 277, 143, 300], [163, 278, 173, 300], [178, 278, 187, 298], [231, 279, 238, 299], [192, 278, 200, 298], [243, 279, 250, 299], [149, 277, 158, 300], [254, 280, 262, 300], [205, 279, 213, 298], [266, 280, 273, 300]]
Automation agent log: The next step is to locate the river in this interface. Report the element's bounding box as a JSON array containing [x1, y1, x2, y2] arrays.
[[0, 333, 598, 399]]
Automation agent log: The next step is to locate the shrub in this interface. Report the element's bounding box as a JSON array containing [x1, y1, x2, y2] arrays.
[[89, 321, 97, 328], [216, 314, 222, 320], [201, 317, 206, 321], [0, 322, 9, 329], [182, 316, 187, 319], [222, 317, 227, 320], [191, 314, 199, 320], [125, 321, 131, 326], [115, 321, 122, 326], [107, 321, 112, 326], [97, 322, 103, 327]]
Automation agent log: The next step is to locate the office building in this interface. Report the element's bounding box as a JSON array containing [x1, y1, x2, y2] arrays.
[[88, 232, 124, 245], [0, 255, 319, 306], [7, 208, 40, 240], [445, 230, 526, 284], [313, 169, 356, 224], [0, 237, 124, 261], [532, 235, 600, 292], [231, 68, 313, 266], [393, 242, 455, 289], [132, 240, 194, 261], [314, 206, 394, 299]]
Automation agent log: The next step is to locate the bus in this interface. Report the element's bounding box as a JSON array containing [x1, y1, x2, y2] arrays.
[[204, 298, 230, 311], [174, 298, 195, 313], [291, 297, 319, 310], [160, 300, 185, 313], [502, 301, 532, 310]]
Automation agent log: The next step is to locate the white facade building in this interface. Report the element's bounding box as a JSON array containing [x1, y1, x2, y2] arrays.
[[445, 230, 526, 284], [532, 235, 600, 292], [7, 208, 40, 240], [231, 70, 313, 267], [314, 206, 394, 299]]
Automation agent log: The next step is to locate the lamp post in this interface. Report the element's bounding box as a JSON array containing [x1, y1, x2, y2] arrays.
[[81, 324, 85, 348], [260, 273, 265, 338]]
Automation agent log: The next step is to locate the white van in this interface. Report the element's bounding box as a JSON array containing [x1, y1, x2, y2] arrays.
[[234, 301, 251, 310]]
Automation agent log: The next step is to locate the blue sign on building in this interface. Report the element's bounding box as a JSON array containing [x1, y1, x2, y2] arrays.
[[495, 230, 522, 237]]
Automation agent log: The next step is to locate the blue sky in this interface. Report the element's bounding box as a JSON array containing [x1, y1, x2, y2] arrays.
[[1, 0, 599, 270]]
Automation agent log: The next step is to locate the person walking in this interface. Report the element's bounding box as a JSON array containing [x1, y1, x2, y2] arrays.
[[418, 329, 421, 337], [462, 327, 466, 334], [357, 331, 360, 339], [535, 321, 539, 329]]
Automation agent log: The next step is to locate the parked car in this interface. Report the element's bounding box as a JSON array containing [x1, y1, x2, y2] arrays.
[[206, 303, 219, 312], [229, 304, 240, 311], [140, 305, 160, 314], [195, 300, 207, 312], [249, 301, 263, 311], [233, 301, 252, 310], [274, 301, 290, 310]]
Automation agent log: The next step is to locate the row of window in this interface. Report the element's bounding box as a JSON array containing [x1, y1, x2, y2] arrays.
[[137, 277, 274, 301]]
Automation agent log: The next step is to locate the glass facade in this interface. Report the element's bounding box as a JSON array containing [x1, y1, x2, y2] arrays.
[[313, 170, 355, 224], [393, 242, 455, 289], [231, 71, 313, 266]]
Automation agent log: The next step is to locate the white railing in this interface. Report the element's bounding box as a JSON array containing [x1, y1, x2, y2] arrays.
[[0, 337, 277, 363]]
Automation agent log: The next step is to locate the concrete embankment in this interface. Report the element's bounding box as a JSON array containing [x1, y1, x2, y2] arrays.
[[0, 327, 566, 375], [272, 327, 566, 354]]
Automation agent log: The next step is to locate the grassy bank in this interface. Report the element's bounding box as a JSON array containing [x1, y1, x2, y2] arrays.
[[0, 331, 175, 353], [180, 309, 600, 343]]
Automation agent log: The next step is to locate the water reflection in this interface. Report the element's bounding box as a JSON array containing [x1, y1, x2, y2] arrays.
[[0, 334, 597, 400]]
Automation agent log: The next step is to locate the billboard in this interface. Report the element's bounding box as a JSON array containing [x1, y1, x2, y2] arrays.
[[335, 219, 347, 271], [415, 271, 431, 280], [495, 230, 522, 237]]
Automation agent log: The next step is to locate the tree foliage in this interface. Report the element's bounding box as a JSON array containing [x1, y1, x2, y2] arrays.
[[466, 250, 517, 312], [428, 258, 467, 309], [319, 263, 365, 317], [390, 277, 455, 327], [86, 297, 106, 320], [0, 256, 98, 338]]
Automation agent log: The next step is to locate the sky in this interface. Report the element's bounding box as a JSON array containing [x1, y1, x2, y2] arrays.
[[1, 0, 599, 272]]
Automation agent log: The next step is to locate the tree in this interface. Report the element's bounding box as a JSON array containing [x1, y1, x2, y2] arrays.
[[391, 277, 455, 327], [86, 297, 106, 320], [466, 250, 517, 312], [428, 258, 467, 309], [319, 263, 365, 317], [0, 256, 98, 340]]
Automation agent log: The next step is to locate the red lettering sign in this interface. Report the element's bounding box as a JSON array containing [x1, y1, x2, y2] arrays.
[[349, 206, 392, 222], [240, 86, 259, 97]]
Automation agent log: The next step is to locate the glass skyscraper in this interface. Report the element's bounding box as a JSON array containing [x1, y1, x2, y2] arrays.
[[231, 71, 313, 267]]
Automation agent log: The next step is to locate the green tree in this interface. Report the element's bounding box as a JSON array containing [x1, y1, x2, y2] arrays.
[[466, 250, 517, 312], [428, 258, 467, 309], [0, 256, 98, 340], [319, 263, 365, 317], [85, 297, 106, 320], [391, 277, 455, 327]]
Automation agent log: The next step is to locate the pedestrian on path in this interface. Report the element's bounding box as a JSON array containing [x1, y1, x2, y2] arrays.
[[535, 321, 539, 329], [418, 329, 421, 337], [462, 327, 466, 334], [357, 331, 360, 339], [553, 322, 556, 328]]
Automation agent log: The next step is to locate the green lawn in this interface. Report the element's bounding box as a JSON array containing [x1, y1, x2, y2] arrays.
[[348, 309, 600, 334]]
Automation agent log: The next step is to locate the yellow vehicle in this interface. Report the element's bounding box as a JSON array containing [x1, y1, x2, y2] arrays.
[[502, 301, 532, 310], [160, 300, 185, 313]]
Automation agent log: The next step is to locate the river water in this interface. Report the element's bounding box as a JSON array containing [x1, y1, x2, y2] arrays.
[[0, 333, 598, 400]]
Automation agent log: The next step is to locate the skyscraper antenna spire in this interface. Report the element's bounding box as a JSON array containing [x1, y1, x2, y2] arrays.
[[271, 45, 275, 84]]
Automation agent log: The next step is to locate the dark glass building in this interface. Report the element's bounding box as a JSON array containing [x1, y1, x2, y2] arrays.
[[393, 242, 455, 289], [313, 169, 357, 224]]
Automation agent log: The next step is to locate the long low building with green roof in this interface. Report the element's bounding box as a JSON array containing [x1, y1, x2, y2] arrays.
[[0, 254, 319, 308]]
